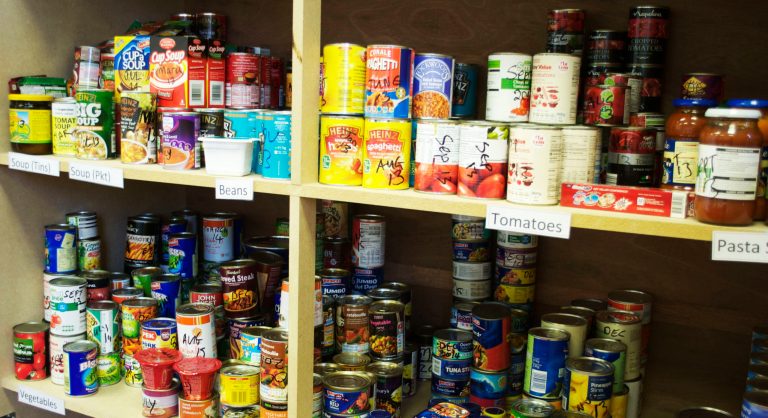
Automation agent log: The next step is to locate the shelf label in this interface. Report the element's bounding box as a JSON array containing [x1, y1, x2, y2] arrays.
[[8, 152, 60, 177], [712, 231, 768, 263], [215, 178, 254, 201], [18, 384, 65, 415], [69, 163, 124, 188], [485, 205, 572, 239]]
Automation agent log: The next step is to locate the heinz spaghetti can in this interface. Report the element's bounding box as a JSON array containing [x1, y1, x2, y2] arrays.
[[322, 43, 367, 114], [452, 63, 479, 118], [319, 115, 365, 185], [364, 45, 414, 119], [523, 327, 569, 399], [507, 125, 563, 205], [414, 119, 460, 194], [413, 53, 455, 119], [177, 303, 217, 358], [458, 121, 509, 199], [486, 53, 532, 122], [529, 53, 581, 125], [362, 118, 412, 190]]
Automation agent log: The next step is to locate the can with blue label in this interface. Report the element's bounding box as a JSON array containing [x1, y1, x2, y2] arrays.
[[584, 338, 627, 393], [452, 63, 479, 118], [413, 53, 455, 119], [433, 329, 473, 361], [470, 367, 508, 399], [453, 241, 491, 263], [140, 318, 178, 350], [63, 340, 99, 396], [429, 393, 469, 406], [743, 391, 768, 418], [45, 224, 77, 274], [450, 301, 479, 331], [223, 109, 257, 138], [509, 353, 525, 396], [168, 232, 197, 281], [432, 357, 472, 381], [523, 327, 569, 399], [322, 268, 353, 299], [323, 371, 373, 415], [365, 45, 414, 119], [562, 357, 614, 417], [472, 303, 511, 372], [261, 110, 292, 179], [150, 273, 181, 318], [431, 376, 470, 397], [353, 267, 384, 294], [161, 217, 187, 269]]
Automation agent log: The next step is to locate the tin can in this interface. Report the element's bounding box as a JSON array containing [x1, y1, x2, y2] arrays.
[[86, 300, 119, 354], [261, 110, 292, 179], [321, 268, 351, 299], [49, 277, 88, 336], [562, 357, 614, 417], [414, 119, 461, 194], [322, 200, 349, 238], [161, 217, 187, 268], [226, 52, 260, 108], [458, 121, 509, 199], [415, 326, 436, 380], [432, 376, 470, 398], [454, 241, 491, 262], [587, 30, 627, 64], [595, 311, 641, 381], [64, 340, 99, 396], [364, 45, 414, 119], [585, 338, 627, 393], [133, 267, 162, 297], [560, 126, 601, 184], [412, 53, 454, 119], [109, 272, 131, 291], [609, 385, 628, 418], [603, 73, 643, 115], [627, 64, 664, 113], [334, 352, 372, 372], [432, 357, 472, 381], [486, 53, 532, 122], [607, 126, 656, 186], [77, 239, 101, 272], [368, 362, 404, 417], [142, 379, 180, 418], [454, 279, 491, 301], [9, 93, 53, 151], [112, 287, 144, 306], [229, 315, 268, 360], [120, 91, 157, 164], [313, 373, 324, 417], [141, 318, 178, 350], [495, 266, 537, 286], [52, 97, 79, 156], [260, 328, 289, 403], [742, 391, 768, 418], [13, 322, 49, 381], [541, 313, 588, 358], [453, 63, 479, 118], [81, 270, 109, 302], [162, 111, 201, 169], [523, 327, 569, 399], [433, 329, 473, 361], [337, 295, 373, 353], [472, 303, 511, 372], [451, 301, 479, 331], [66, 211, 99, 240], [402, 343, 418, 397], [470, 367, 508, 400], [322, 43, 367, 114], [510, 398, 554, 417], [455, 262, 491, 282], [377, 282, 413, 334], [124, 353, 144, 387], [179, 393, 218, 418], [369, 300, 405, 359], [94, 351, 121, 387], [529, 53, 581, 125], [125, 216, 162, 271], [122, 297, 158, 356], [220, 259, 259, 318], [248, 249, 284, 312], [507, 125, 563, 205], [199, 108, 225, 137], [324, 237, 351, 270], [583, 85, 630, 126], [363, 118, 412, 189], [352, 214, 386, 269], [167, 232, 198, 280], [353, 267, 385, 294], [223, 109, 256, 139], [496, 247, 537, 269], [319, 115, 365, 185], [607, 289, 652, 368], [151, 273, 182, 317], [239, 325, 272, 366], [547, 9, 586, 55], [203, 213, 235, 263], [681, 73, 724, 101], [321, 297, 337, 359], [220, 363, 260, 407], [50, 332, 82, 385], [495, 231, 536, 249], [452, 215, 491, 242], [177, 303, 217, 359], [323, 371, 372, 415], [45, 224, 77, 274], [629, 113, 663, 129], [74, 89, 115, 160], [627, 6, 670, 65]]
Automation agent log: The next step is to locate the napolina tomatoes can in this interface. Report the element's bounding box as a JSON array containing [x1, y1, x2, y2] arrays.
[[627, 6, 670, 65], [319, 115, 365, 186], [582, 84, 630, 126], [363, 118, 412, 189], [486, 53, 532, 123], [507, 125, 564, 205], [607, 126, 657, 186], [365, 45, 414, 119], [414, 119, 460, 194], [458, 121, 509, 199], [529, 53, 581, 125], [13, 322, 49, 381], [412, 53, 455, 119]]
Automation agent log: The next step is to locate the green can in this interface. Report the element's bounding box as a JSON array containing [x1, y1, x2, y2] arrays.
[[276, 217, 290, 236], [131, 266, 162, 297], [86, 300, 120, 354], [74, 89, 115, 160], [96, 352, 122, 386]]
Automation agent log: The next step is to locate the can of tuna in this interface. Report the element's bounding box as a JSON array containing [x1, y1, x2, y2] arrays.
[[260, 110, 292, 179], [86, 300, 119, 355], [470, 367, 508, 400], [509, 398, 554, 417], [353, 214, 386, 269], [472, 303, 511, 372], [453, 279, 491, 301], [414, 118, 460, 194], [319, 115, 365, 186], [541, 313, 588, 358], [362, 118, 412, 190], [496, 246, 537, 269], [583, 84, 630, 126], [433, 329, 473, 361], [457, 121, 509, 199], [74, 89, 115, 160], [45, 224, 77, 274], [453, 261, 492, 281], [367, 361, 404, 416], [49, 277, 87, 336], [220, 363, 260, 407], [161, 111, 200, 169], [413, 53, 455, 119], [493, 284, 535, 305], [142, 378, 180, 418], [260, 328, 289, 403], [369, 300, 405, 359], [495, 266, 536, 286], [203, 213, 235, 263], [486, 53, 532, 123], [595, 311, 641, 381], [321, 43, 367, 114], [432, 376, 470, 397], [452, 215, 491, 242], [353, 267, 385, 294], [177, 303, 217, 359], [52, 98, 79, 156], [141, 318, 178, 350], [50, 332, 83, 385], [507, 125, 564, 205], [453, 240, 491, 262], [561, 126, 601, 184], [529, 53, 581, 125], [523, 327, 569, 399], [562, 357, 614, 417], [496, 232, 538, 249], [452, 63, 479, 118], [364, 45, 414, 119], [337, 295, 373, 353], [66, 211, 99, 240], [432, 357, 472, 381], [64, 340, 99, 396], [451, 301, 479, 331]]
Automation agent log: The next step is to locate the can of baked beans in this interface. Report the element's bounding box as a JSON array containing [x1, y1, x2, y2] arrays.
[[627, 6, 670, 65], [352, 214, 386, 269], [595, 310, 641, 381], [319, 115, 365, 186], [49, 277, 88, 337], [199, 108, 224, 137], [486, 53, 532, 122], [177, 302, 217, 358], [368, 300, 405, 360], [458, 121, 509, 199], [529, 53, 581, 125], [562, 357, 614, 417], [507, 125, 563, 205], [587, 30, 627, 64], [412, 53, 455, 119], [337, 295, 373, 353], [453, 63, 480, 118], [583, 84, 630, 126], [607, 126, 656, 186], [260, 328, 289, 403], [365, 45, 414, 119], [362, 118, 412, 190], [321, 43, 367, 114], [226, 52, 260, 109], [628, 64, 664, 112], [414, 119, 460, 194], [546, 9, 586, 55], [561, 126, 601, 184]]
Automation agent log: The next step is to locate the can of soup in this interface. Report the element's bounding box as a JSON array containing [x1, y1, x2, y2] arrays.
[[226, 52, 261, 109], [319, 115, 365, 186], [414, 119, 461, 194], [364, 45, 414, 119], [529, 53, 581, 125], [74, 89, 115, 160], [120, 91, 158, 164], [413, 53, 455, 119], [64, 340, 99, 396], [507, 125, 563, 205], [220, 259, 259, 318], [486, 53, 532, 123], [161, 112, 200, 170], [458, 121, 509, 199], [362, 118, 412, 190], [52, 97, 80, 156], [452, 63, 479, 118], [322, 43, 367, 114]]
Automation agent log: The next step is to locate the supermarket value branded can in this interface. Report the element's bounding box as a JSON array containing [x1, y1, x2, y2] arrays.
[[486, 53, 532, 122], [50, 332, 82, 385], [507, 125, 564, 205], [432, 356, 472, 380], [352, 214, 386, 269], [49, 277, 88, 336], [583, 84, 630, 126], [161, 112, 201, 170], [472, 303, 512, 372], [177, 303, 217, 358], [261, 110, 292, 179], [547, 9, 586, 55], [452, 63, 479, 118], [523, 327, 569, 399], [120, 91, 158, 164], [141, 318, 178, 350], [457, 121, 509, 199], [529, 53, 581, 125], [607, 127, 656, 187], [52, 97, 79, 156], [451, 301, 479, 331], [432, 376, 470, 397], [323, 371, 372, 415], [337, 295, 373, 353], [368, 361, 404, 416], [454, 278, 491, 301], [167, 232, 198, 280], [261, 328, 289, 403], [541, 313, 588, 358], [45, 224, 77, 274], [362, 118, 412, 189], [220, 363, 260, 407], [151, 274, 182, 318], [561, 126, 601, 183], [584, 338, 627, 392], [64, 340, 99, 396], [368, 300, 405, 359], [321, 268, 352, 299], [322, 43, 367, 114], [364, 45, 415, 119], [595, 310, 641, 381], [433, 329, 474, 361], [353, 267, 385, 294], [562, 357, 614, 418], [414, 119, 461, 194], [74, 89, 115, 160], [453, 240, 491, 262], [412, 53, 455, 119], [319, 115, 365, 186]]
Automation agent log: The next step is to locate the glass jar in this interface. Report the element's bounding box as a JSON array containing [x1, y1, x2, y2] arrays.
[[8, 94, 53, 155], [726, 99, 768, 221], [695, 108, 763, 226], [661, 98, 717, 190]]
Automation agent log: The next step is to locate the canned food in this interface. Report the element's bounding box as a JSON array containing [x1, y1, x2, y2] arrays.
[[220, 363, 260, 407], [364, 45, 414, 119], [352, 214, 386, 269], [627, 64, 663, 112], [167, 232, 198, 280], [199, 109, 225, 137], [353, 267, 385, 294], [108, 272, 131, 291], [177, 303, 217, 359], [472, 303, 511, 372], [82, 270, 110, 302], [607, 289, 652, 368], [219, 259, 259, 318], [161, 111, 200, 169], [681, 73, 725, 101], [486, 53, 532, 123], [151, 273, 182, 318], [470, 367, 508, 400], [65, 211, 98, 240], [493, 283, 535, 305], [582, 339, 627, 394], [432, 356, 472, 381], [362, 118, 412, 190], [453, 278, 491, 301], [260, 328, 289, 403], [226, 53, 260, 108], [377, 282, 412, 334], [604, 73, 643, 115], [607, 126, 656, 186], [529, 53, 581, 125], [402, 343, 418, 398], [112, 287, 144, 305], [260, 111, 292, 180], [433, 329, 473, 361], [319, 115, 365, 186], [369, 300, 405, 359], [64, 340, 99, 396], [86, 300, 120, 354], [49, 332, 83, 385], [49, 277, 88, 336], [132, 267, 162, 297], [203, 213, 236, 263], [572, 298, 608, 312], [496, 266, 537, 286], [453, 261, 493, 281], [414, 119, 461, 194], [523, 327, 569, 399], [141, 318, 178, 350], [124, 354, 144, 387], [432, 376, 471, 397], [13, 322, 49, 381], [561, 126, 601, 184], [587, 30, 627, 63], [125, 216, 162, 271], [337, 295, 372, 353], [562, 357, 614, 417], [179, 393, 219, 418], [583, 84, 630, 126], [509, 398, 554, 417], [52, 98, 79, 156], [541, 313, 588, 358], [74, 89, 115, 160], [45, 224, 77, 274], [627, 6, 670, 65], [229, 315, 268, 360], [367, 361, 404, 417], [595, 311, 641, 381], [609, 385, 628, 418], [507, 125, 564, 205], [142, 378, 180, 418], [120, 91, 158, 164], [457, 121, 509, 199], [322, 43, 367, 114], [413, 53, 455, 119], [452, 215, 491, 242], [123, 297, 159, 356], [452, 63, 479, 118], [546, 9, 586, 54], [496, 231, 538, 249], [453, 240, 491, 262], [77, 239, 102, 272], [323, 371, 372, 415]]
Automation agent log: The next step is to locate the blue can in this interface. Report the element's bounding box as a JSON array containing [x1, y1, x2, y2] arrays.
[[742, 391, 768, 418], [140, 318, 178, 349], [161, 218, 187, 268], [322, 372, 372, 415], [562, 357, 614, 410], [452, 241, 491, 262], [450, 301, 478, 331], [223, 109, 257, 139], [364, 45, 414, 119], [409, 137, 416, 188], [150, 274, 181, 317], [323, 413, 370, 418], [429, 393, 469, 406], [261, 110, 292, 179], [510, 352, 525, 375], [412, 53, 455, 119], [321, 268, 352, 299], [252, 110, 270, 175], [168, 232, 198, 280], [63, 340, 99, 396], [431, 376, 470, 397], [523, 327, 569, 399], [352, 267, 384, 294], [370, 410, 392, 418], [45, 224, 77, 274], [470, 368, 508, 399], [432, 357, 471, 380], [452, 63, 479, 118]]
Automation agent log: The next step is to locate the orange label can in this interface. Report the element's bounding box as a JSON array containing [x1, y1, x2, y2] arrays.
[[363, 118, 412, 189], [319, 115, 365, 185]]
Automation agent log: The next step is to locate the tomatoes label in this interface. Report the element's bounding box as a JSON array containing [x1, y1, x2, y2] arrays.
[[507, 126, 564, 205], [414, 120, 460, 194], [458, 123, 509, 199], [14, 337, 34, 364]]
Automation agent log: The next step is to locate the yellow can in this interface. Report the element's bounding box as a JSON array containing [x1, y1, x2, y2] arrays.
[[563, 357, 614, 418], [497, 267, 537, 285], [9, 94, 53, 144], [219, 362, 260, 407], [52, 98, 79, 156], [321, 43, 367, 114], [609, 385, 628, 418], [494, 283, 535, 304], [319, 115, 365, 185], [363, 118, 411, 190]]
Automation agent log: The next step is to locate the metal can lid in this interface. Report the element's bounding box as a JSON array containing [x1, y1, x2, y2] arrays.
[[380, 282, 410, 293], [123, 297, 158, 309], [323, 42, 365, 49], [314, 362, 342, 376], [154, 273, 181, 284], [219, 259, 257, 270], [434, 328, 473, 343], [370, 300, 404, 314], [13, 322, 49, 335], [333, 352, 371, 366], [262, 328, 289, 343], [368, 288, 400, 301], [472, 302, 511, 320], [607, 289, 653, 305], [169, 231, 196, 240], [366, 361, 403, 377], [142, 318, 177, 330], [321, 268, 351, 279], [221, 363, 259, 377], [585, 338, 627, 354], [677, 407, 735, 418], [241, 326, 272, 338], [66, 210, 97, 218], [79, 269, 109, 280], [366, 117, 412, 124], [510, 398, 554, 416], [45, 223, 75, 231], [112, 287, 144, 296], [454, 301, 481, 311], [528, 327, 569, 341], [341, 294, 373, 306], [571, 298, 607, 311], [320, 114, 365, 120], [64, 340, 98, 353], [541, 312, 588, 327], [596, 310, 641, 325], [87, 300, 118, 311], [367, 44, 411, 50], [176, 302, 214, 316], [416, 52, 454, 59], [565, 357, 614, 376], [49, 277, 87, 287], [132, 267, 163, 277], [323, 371, 372, 392]]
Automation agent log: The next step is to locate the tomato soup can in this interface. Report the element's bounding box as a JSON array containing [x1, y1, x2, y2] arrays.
[[523, 327, 569, 399], [412, 53, 455, 119], [219, 363, 260, 407], [45, 224, 77, 274], [322, 43, 367, 114], [607, 126, 656, 186], [162, 112, 200, 170], [64, 340, 99, 396], [627, 6, 670, 65], [472, 303, 511, 372], [49, 277, 87, 336], [226, 52, 260, 109], [587, 30, 627, 63], [452, 215, 491, 242], [627, 64, 664, 112], [562, 357, 613, 417], [368, 361, 404, 416], [432, 357, 472, 381], [220, 259, 259, 318], [507, 125, 563, 205], [414, 119, 461, 194], [486, 53, 532, 123], [203, 213, 235, 263], [546, 9, 586, 55], [454, 240, 492, 262], [585, 338, 627, 393], [561, 126, 601, 184], [353, 214, 386, 269], [453, 63, 479, 118], [458, 121, 509, 199], [319, 115, 365, 185], [541, 313, 588, 358], [364, 45, 414, 119], [337, 295, 373, 353], [433, 329, 473, 361], [681, 73, 724, 101], [52, 97, 80, 156], [595, 311, 641, 381], [167, 232, 198, 280], [13, 322, 49, 381], [363, 118, 412, 189], [529, 53, 581, 125], [74, 89, 115, 160], [583, 84, 630, 126], [177, 303, 217, 359], [451, 301, 479, 331], [369, 300, 405, 360], [142, 378, 180, 418], [261, 110, 292, 179], [260, 328, 289, 403], [454, 279, 492, 301], [353, 267, 385, 294], [86, 300, 120, 354]]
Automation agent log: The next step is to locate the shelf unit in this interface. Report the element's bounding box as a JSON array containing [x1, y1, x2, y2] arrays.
[[1, 0, 767, 417]]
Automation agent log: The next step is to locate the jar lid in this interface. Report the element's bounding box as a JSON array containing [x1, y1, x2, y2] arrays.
[[726, 99, 768, 109], [672, 98, 718, 108], [704, 108, 762, 119], [8, 94, 54, 102]]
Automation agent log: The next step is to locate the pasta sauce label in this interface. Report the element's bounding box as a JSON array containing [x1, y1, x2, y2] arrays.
[[695, 144, 760, 200]]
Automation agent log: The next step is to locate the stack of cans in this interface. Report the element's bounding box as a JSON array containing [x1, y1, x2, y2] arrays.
[[545, 8, 586, 55], [493, 231, 538, 311], [626, 5, 670, 113], [352, 214, 387, 295], [469, 303, 511, 408], [451, 215, 492, 303], [67, 211, 102, 272], [431, 328, 473, 404], [743, 326, 768, 416]]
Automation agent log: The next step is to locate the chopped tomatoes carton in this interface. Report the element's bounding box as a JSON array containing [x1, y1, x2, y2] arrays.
[[560, 182, 691, 218]]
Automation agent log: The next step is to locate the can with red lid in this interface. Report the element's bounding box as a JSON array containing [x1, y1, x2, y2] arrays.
[[607, 289, 653, 370], [226, 52, 260, 109], [607, 126, 657, 187]]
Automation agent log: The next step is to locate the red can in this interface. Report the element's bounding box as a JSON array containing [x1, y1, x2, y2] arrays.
[[604, 72, 643, 114], [607, 127, 657, 187], [13, 322, 49, 380], [582, 85, 630, 126], [225, 52, 260, 108], [270, 57, 284, 109], [220, 259, 259, 318], [414, 119, 460, 194], [628, 64, 664, 113], [352, 214, 386, 269], [83, 270, 111, 302], [587, 30, 627, 64], [205, 40, 226, 108], [190, 283, 224, 308], [627, 5, 670, 65], [546, 9, 586, 55], [583, 63, 622, 87], [260, 55, 272, 109]]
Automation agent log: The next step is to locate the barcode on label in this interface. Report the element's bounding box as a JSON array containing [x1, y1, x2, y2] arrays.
[[530, 369, 548, 394], [190, 80, 205, 106], [670, 191, 687, 219], [229, 390, 248, 405], [209, 81, 224, 106]]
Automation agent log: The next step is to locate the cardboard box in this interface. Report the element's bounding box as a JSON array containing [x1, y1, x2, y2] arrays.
[[114, 36, 151, 98], [205, 39, 226, 108], [149, 36, 207, 108], [560, 182, 690, 218]]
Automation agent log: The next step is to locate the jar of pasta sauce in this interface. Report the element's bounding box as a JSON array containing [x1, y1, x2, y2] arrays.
[[695, 108, 763, 225], [727, 99, 768, 221], [661, 99, 717, 191]]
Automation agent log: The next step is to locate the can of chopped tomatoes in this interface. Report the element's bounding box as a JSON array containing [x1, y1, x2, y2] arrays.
[[319, 115, 365, 185], [13, 322, 49, 380], [587, 30, 627, 64], [546, 9, 586, 55], [507, 125, 564, 205], [322, 43, 367, 114], [365, 45, 414, 119], [607, 126, 657, 186], [529, 53, 581, 125], [414, 119, 460, 194], [582, 84, 630, 126], [628, 64, 664, 112], [561, 126, 602, 184], [604, 73, 643, 114], [458, 121, 509, 199], [413, 53, 455, 119], [362, 118, 412, 189], [226, 52, 260, 109], [627, 6, 670, 65], [486, 53, 532, 122]]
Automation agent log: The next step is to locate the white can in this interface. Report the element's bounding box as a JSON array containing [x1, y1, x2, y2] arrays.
[[43, 271, 68, 322], [452, 278, 491, 300], [457, 121, 509, 199], [507, 125, 563, 205], [625, 377, 643, 418], [452, 261, 492, 280], [486, 53, 533, 122], [529, 53, 581, 125], [176, 303, 217, 359], [541, 313, 588, 358], [414, 119, 461, 194], [496, 231, 538, 249], [49, 332, 85, 385], [202, 215, 235, 263], [595, 310, 642, 381], [48, 277, 87, 336], [560, 126, 601, 184]]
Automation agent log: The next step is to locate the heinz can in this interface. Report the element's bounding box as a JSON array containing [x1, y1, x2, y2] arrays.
[[584, 338, 627, 393], [52, 97, 79, 156], [177, 303, 217, 358], [49, 277, 88, 336], [261, 110, 292, 179], [365, 45, 415, 119], [363, 118, 412, 189], [561, 126, 601, 183], [161, 112, 201, 170], [627, 6, 670, 65], [458, 121, 509, 199], [337, 295, 373, 353], [595, 311, 641, 381], [120, 91, 158, 163], [523, 327, 569, 399], [414, 119, 460, 194], [583, 84, 630, 126], [453, 63, 479, 118], [529, 53, 581, 125], [507, 125, 563, 205], [86, 300, 120, 354], [50, 332, 82, 385], [220, 363, 260, 406], [45, 224, 77, 274], [368, 300, 405, 359], [352, 214, 386, 269], [199, 108, 225, 137], [141, 318, 178, 350], [13, 322, 49, 381], [74, 89, 115, 160], [607, 126, 656, 186], [413, 53, 455, 119], [322, 43, 367, 114], [486, 53, 532, 123], [261, 328, 289, 403], [319, 115, 365, 186], [547, 9, 586, 55], [562, 357, 614, 417], [472, 303, 511, 372], [226, 52, 260, 108], [64, 340, 99, 396]]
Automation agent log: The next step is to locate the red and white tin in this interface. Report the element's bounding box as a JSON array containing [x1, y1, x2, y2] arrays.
[[225, 52, 260, 109], [486, 53, 533, 122], [43, 272, 67, 322], [560, 126, 601, 184], [352, 214, 386, 269], [604, 72, 643, 114], [414, 119, 461, 194], [457, 121, 509, 199], [507, 125, 564, 205], [50, 333, 85, 385], [176, 303, 217, 359], [529, 53, 581, 125]]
